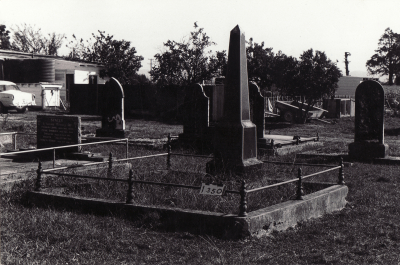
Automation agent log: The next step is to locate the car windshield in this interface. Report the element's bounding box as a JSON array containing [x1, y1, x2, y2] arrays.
[[0, 85, 21, 92]]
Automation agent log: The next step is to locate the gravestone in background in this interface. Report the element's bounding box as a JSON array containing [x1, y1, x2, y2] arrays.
[[348, 80, 389, 159], [249, 82, 265, 140], [178, 83, 213, 148], [206, 25, 263, 174], [96, 77, 130, 138], [37, 114, 81, 152]]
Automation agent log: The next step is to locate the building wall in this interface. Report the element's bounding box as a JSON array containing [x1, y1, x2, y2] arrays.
[[0, 53, 106, 104], [335, 76, 364, 96]]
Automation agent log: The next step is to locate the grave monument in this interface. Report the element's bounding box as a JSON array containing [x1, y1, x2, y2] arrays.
[[207, 25, 263, 174], [37, 114, 81, 152], [96, 77, 129, 138], [178, 83, 212, 146], [348, 80, 389, 160], [249, 82, 265, 141]]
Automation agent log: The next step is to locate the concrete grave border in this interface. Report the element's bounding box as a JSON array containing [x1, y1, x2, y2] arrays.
[[27, 183, 347, 238]]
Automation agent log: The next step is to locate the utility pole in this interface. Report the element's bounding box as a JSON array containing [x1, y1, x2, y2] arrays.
[[148, 59, 153, 81], [344, 52, 351, 76]]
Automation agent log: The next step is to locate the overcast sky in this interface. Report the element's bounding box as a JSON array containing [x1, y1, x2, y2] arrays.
[[1, 0, 399, 80]]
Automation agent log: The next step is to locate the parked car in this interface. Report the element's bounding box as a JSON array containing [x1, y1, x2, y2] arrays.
[[0, 81, 36, 113]]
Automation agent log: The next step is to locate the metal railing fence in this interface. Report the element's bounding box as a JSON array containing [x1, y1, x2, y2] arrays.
[[34, 139, 345, 217], [0, 138, 129, 168]]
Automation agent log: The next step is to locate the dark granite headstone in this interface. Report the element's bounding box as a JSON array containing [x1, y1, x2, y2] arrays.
[[96, 77, 129, 138], [207, 25, 262, 174], [178, 83, 212, 145], [348, 80, 388, 159], [37, 115, 81, 152], [249, 82, 265, 140]]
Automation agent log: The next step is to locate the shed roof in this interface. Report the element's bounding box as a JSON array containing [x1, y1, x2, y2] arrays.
[[336, 76, 364, 96]]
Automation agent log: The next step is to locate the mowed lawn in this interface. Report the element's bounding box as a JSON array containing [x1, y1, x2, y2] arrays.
[[2, 115, 400, 264]]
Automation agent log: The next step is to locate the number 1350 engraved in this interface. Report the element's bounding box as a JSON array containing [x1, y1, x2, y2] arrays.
[[199, 183, 226, 196]]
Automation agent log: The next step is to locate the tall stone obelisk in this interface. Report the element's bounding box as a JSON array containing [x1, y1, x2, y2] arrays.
[[207, 25, 263, 174]]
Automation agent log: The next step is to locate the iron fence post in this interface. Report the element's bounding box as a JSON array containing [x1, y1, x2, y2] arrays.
[[296, 168, 303, 200], [126, 169, 134, 204], [125, 138, 129, 159], [338, 157, 345, 185], [13, 133, 17, 150], [107, 152, 113, 178], [35, 160, 42, 191], [239, 180, 248, 217], [167, 133, 171, 170], [53, 148, 56, 168]]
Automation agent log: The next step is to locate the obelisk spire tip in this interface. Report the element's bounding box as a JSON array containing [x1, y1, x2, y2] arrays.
[[231, 25, 241, 33]]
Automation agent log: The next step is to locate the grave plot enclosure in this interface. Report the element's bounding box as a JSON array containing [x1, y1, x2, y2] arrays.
[[29, 132, 347, 238]]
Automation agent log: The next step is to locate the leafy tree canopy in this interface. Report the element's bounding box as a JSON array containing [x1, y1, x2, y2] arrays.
[[0, 24, 11, 50], [150, 23, 227, 86], [282, 49, 342, 123], [366, 27, 400, 85], [246, 38, 275, 90], [11, 23, 65, 56], [66, 31, 144, 85]]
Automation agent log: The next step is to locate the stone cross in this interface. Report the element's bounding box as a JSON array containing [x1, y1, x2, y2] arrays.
[[207, 25, 262, 174], [348, 80, 388, 159]]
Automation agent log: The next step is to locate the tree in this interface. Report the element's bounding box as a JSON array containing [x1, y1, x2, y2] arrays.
[[11, 23, 65, 55], [66, 31, 144, 85], [0, 25, 11, 49], [271, 51, 298, 93], [246, 38, 275, 90], [366, 28, 400, 85], [150, 23, 226, 86], [281, 49, 342, 123]]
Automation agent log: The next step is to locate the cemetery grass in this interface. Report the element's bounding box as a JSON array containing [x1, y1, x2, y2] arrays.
[[3, 162, 400, 264], [2, 115, 400, 263]]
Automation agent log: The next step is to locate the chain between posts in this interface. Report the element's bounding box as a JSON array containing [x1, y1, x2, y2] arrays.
[[167, 133, 171, 170], [338, 157, 345, 184], [296, 168, 303, 200], [126, 169, 134, 204], [35, 160, 42, 191], [239, 180, 248, 217]]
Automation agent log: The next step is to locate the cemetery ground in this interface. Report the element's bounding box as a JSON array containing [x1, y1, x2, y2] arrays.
[[2, 111, 400, 264]]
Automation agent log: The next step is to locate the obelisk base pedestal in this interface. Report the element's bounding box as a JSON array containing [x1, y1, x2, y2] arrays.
[[207, 121, 263, 175]]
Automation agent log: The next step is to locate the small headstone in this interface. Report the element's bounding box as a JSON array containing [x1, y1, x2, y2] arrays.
[[96, 77, 129, 138], [348, 80, 388, 159], [249, 82, 265, 140], [178, 84, 212, 145], [37, 114, 81, 152], [206, 25, 262, 174]]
